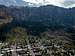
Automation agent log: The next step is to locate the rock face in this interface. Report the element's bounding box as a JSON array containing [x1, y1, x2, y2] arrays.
[[0, 10, 12, 26]]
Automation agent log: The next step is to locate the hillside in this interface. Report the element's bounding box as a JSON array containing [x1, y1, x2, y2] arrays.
[[0, 5, 75, 41]]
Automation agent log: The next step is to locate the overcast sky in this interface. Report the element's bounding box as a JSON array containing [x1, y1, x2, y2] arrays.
[[23, 0, 75, 8]]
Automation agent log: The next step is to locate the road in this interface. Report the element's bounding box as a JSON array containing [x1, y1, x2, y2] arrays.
[[28, 45, 35, 56]]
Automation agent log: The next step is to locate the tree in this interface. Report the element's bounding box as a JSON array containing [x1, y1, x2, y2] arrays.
[[6, 27, 28, 45]]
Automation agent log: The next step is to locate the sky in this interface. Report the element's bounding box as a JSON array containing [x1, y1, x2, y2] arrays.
[[23, 0, 75, 8]]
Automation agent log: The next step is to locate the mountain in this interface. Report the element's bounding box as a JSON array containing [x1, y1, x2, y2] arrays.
[[8, 5, 75, 27], [0, 5, 75, 30], [0, 5, 75, 41]]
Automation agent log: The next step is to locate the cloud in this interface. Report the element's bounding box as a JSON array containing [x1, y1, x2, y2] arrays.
[[23, 0, 64, 6], [23, 0, 75, 8], [62, 0, 75, 8]]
